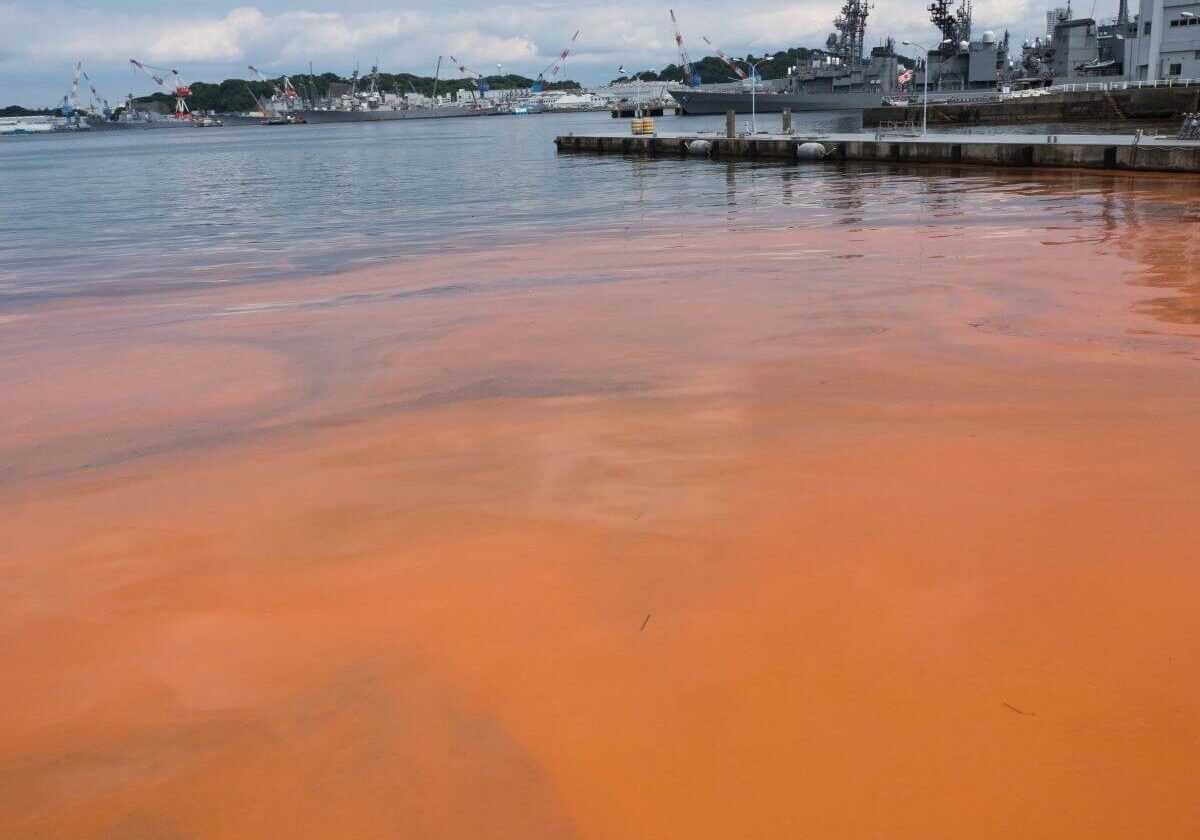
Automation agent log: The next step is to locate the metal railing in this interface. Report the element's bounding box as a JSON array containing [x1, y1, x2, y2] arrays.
[[875, 120, 919, 138], [993, 77, 1200, 101], [1044, 77, 1200, 95]]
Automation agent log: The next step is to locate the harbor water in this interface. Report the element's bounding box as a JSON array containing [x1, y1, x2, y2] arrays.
[[1, 110, 1184, 305], [4, 109, 1200, 839]]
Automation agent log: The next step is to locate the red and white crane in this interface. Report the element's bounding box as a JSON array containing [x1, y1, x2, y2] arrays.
[[449, 54, 487, 106], [669, 10, 700, 87], [66, 62, 83, 113], [702, 35, 749, 79], [81, 68, 111, 118], [531, 30, 580, 92], [248, 65, 301, 111], [62, 62, 112, 121], [129, 59, 193, 119]]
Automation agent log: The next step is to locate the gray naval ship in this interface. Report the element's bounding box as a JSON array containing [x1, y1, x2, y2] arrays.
[[220, 64, 498, 124], [301, 64, 496, 122], [672, 0, 1008, 113], [300, 103, 495, 122]]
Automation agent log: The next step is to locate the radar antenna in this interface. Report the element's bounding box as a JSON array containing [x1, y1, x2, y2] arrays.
[[928, 0, 972, 48], [830, 0, 872, 65]]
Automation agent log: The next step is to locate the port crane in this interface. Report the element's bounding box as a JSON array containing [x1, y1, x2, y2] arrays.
[[60, 62, 83, 124], [69, 62, 82, 111], [450, 55, 489, 106], [60, 62, 110, 124], [81, 68, 112, 118], [701, 35, 749, 80], [669, 10, 701, 86], [129, 59, 192, 119], [248, 65, 301, 111], [531, 30, 580, 92]]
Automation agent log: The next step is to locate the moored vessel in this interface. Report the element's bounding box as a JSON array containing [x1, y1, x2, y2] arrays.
[[298, 62, 498, 122], [673, 0, 1008, 114], [299, 104, 496, 122]]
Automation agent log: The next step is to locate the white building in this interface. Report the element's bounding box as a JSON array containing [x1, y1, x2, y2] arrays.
[[1122, 0, 1200, 79], [589, 82, 686, 101], [543, 92, 608, 109]]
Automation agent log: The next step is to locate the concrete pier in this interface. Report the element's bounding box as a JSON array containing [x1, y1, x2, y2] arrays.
[[554, 130, 1200, 174]]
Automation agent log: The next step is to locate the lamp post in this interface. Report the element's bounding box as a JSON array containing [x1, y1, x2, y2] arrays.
[[901, 39, 951, 135], [618, 65, 656, 117], [731, 56, 771, 133], [901, 41, 933, 134]]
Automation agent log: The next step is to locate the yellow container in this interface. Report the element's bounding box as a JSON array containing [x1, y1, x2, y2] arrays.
[[631, 117, 655, 136]]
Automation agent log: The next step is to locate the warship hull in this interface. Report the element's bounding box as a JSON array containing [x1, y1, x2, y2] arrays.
[[299, 106, 497, 123], [671, 88, 1000, 114], [85, 117, 194, 130]]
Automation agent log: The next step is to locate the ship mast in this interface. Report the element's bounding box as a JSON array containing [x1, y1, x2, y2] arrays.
[[928, 0, 972, 49], [830, 0, 872, 66]]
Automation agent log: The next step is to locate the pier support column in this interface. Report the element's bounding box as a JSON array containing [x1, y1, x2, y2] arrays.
[[782, 108, 792, 134], [726, 110, 736, 138]]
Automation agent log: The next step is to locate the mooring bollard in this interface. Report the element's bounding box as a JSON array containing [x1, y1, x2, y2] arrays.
[[782, 108, 792, 135], [726, 110, 736, 139]]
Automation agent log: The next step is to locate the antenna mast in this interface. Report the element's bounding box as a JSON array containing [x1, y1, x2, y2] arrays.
[[831, 0, 872, 65]]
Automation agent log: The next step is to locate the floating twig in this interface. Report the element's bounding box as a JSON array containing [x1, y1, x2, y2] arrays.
[[640, 614, 651, 631], [1003, 702, 1036, 716]]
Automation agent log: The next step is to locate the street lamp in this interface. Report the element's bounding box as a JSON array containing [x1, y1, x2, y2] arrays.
[[618, 65, 656, 117], [731, 56, 772, 133], [901, 39, 951, 135]]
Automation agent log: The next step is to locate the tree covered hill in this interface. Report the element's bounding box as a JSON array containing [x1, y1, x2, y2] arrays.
[[1, 105, 57, 117], [134, 71, 580, 113]]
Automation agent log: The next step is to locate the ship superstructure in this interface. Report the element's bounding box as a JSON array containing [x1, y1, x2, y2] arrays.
[[671, 0, 1003, 113], [298, 61, 498, 122]]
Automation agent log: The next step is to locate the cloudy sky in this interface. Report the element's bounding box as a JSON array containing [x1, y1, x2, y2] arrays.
[[2, 0, 1072, 106]]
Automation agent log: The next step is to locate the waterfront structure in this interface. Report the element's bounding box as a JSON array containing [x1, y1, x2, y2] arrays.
[[0, 116, 57, 134], [1121, 0, 1200, 79], [555, 129, 1200, 173]]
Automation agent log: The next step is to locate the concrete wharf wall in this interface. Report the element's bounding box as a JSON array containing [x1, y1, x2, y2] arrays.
[[554, 132, 1200, 174]]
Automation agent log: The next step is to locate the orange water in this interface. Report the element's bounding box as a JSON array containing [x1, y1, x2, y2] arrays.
[[4, 172, 1200, 838]]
